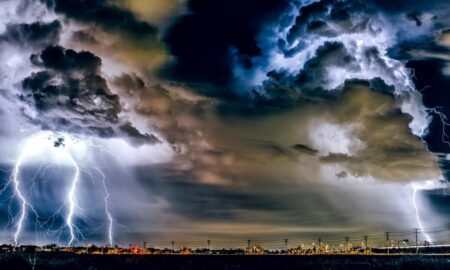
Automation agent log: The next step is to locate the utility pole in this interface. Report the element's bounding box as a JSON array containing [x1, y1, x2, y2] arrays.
[[364, 236, 368, 250], [414, 228, 420, 254], [345, 237, 349, 252], [171, 240, 175, 252], [385, 232, 390, 255], [143, 242, 147, 254], [207, 240, 211, 253], [414, 228, 419, 247], [318, 237, 322, 252], [284, 239, 288, 252]]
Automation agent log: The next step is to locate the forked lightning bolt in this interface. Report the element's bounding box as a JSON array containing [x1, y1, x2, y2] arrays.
[[11, 152, 39, 246], [1, 132, 116, 246], [427, 107, 450, 148]]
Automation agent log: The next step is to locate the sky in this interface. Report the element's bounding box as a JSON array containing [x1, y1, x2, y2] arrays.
[[0, 0, 449, 248]]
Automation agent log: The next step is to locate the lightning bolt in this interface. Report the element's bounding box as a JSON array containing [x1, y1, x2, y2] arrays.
[[0, 136, 47, 246], [427, 107, 450, 148], [411, 184, 433, 244], [65, 154, 81, 246], [95, 168, 114, 246], [11, 152, 38, 246]]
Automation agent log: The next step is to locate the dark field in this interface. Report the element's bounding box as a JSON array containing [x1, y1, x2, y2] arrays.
[[1, 254, 450, 270]]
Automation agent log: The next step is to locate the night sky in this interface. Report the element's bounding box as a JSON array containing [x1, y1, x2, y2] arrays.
[[0, 0, 449, 247]]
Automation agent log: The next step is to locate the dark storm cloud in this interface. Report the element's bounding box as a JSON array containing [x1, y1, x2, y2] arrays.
[[290, 144, 318, 156], [294, 42, 356, 89], [71, 30, 99, 45], [370, 0, 450, 28], [0, 20, 61, 48], [41, 0, 158, 40], [30, 44, 103, 73], [238, 140, 317, 161], [38, 0, 166, 70], [163, 0, 291, 86], [20, 45, 159, 143], [257, 142, 291, 159], [252, 40, 358, 109], [406, 11, 423, 27], [113, 72, 213, 145], [112, 73, 146, 95], [285, 0, 373, 45], [335, 171, 348, 178], [258, 41, 395, 109], [119, 122, 159, 145], [371, 0, 449, 12], [45, 0, 167, 71]]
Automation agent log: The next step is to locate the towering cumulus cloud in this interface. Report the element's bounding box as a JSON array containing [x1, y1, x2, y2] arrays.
[[0, 0, 448, 246]]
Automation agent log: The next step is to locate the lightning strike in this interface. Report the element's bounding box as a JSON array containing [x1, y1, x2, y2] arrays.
[[95, 168, 114, 246], [11, 153, 35, 246], [411, 183, 433, 244], [4, 137, 44, 246], [427, 107, 450, 148], [65, 154, 81, 247]]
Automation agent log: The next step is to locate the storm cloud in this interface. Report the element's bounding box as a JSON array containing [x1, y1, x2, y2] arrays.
[[0, 20, 61, 49], [20, 45, 159, 143], [42, 0, 158, 39], [163, 0, 291, 86]]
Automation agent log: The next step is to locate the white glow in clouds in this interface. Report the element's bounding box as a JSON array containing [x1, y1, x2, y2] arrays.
[[309, 122, 364, 156], [100, 138, 173, 166]]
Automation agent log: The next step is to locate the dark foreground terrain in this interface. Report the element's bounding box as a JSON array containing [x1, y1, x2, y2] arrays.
[[1, 254, 449, 270]]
